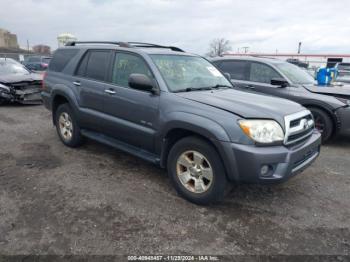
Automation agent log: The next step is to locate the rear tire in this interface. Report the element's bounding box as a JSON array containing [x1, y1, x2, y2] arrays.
[[167, 136, 227, 205], [308, 107, 333, 143], [55, 103, 83, 147]]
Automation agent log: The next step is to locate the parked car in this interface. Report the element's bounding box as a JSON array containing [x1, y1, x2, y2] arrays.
[[42, 41, 321, 204], [211, 56, 350, 142], [336, 62, 350, 84], [0, 58, 42, 104], [23, 55, 52, 71]]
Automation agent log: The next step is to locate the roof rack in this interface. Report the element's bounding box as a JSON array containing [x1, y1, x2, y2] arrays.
[[127, 42, 184, 52], [65, 41, 184, 52], [65, 41, 131, 47]]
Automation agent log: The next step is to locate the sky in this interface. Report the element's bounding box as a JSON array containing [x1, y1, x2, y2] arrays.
[[0, 0, 350, 55]]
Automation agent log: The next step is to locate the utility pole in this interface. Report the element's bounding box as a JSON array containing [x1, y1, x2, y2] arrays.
[[242, 46, 249, 54], [298, 42, 302, 54], [27, 40, 30, 54]]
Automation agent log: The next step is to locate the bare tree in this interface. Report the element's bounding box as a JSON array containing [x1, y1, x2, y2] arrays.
[[207, 38, 232, 57]]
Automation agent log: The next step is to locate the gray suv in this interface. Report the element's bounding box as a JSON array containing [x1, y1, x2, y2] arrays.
[[42, 42, 321, 204]]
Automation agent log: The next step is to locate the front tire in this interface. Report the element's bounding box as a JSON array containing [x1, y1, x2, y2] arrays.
[[167, 136, 227, 205], [308, 107, 333, 143], [55, 103, 83, 147]]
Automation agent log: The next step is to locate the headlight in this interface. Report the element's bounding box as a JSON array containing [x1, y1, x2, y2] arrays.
[[0, 83, 10, 93], [238, 119, 284, 144]]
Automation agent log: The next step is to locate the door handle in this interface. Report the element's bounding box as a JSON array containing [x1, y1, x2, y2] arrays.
[[105, 89, 116, 95], [73, 81, 81, 86], [245, 85, 255, 89]]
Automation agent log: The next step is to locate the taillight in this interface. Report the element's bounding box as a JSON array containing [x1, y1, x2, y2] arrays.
[[41, 71, 47, 90]]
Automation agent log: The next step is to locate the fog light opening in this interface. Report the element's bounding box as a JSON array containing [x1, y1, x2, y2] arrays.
[[260, 165, 272, 177]]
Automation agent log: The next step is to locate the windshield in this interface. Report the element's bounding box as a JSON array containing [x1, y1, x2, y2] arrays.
[[275, 62, 316, 85], [150, 54, 232, 92], [0, 59, 30, 75]]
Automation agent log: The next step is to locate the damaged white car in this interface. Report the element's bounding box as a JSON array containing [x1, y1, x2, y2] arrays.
[[0, 58, 42, 105]]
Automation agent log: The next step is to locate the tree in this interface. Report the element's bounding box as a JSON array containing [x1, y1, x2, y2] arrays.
[[207, 38, 232, 57]]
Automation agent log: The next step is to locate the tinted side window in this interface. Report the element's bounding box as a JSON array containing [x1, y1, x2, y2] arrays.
[[85, 51, 110, 81], [49, 49, 79, 72], [249, 62, 280, 84], [75, 52, 89, 77], [111, 53, 152, 88], [217, 60, 247, 80]]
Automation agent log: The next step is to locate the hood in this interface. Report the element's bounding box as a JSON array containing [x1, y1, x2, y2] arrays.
[[175, 89, 304, 121], [0, 73, 42, 84], [304, 84, 350, 97]]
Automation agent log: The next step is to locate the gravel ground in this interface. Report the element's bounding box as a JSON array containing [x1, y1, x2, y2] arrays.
[[0, 104, 349, 256]]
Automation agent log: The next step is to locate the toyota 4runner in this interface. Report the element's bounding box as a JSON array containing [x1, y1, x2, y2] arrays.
[[42, 41, 321, 204]]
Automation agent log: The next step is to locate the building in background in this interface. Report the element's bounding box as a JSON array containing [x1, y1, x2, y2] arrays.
[[32, 44, 51, 54], [57, 33, 77, 47], [0, 28, 19, 49]]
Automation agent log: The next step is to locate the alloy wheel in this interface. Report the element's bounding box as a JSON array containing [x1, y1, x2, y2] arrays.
[[176, 150, 213, 194], [58, 112, 73, 141]]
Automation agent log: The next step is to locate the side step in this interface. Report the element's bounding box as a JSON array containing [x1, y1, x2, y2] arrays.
[[81, 129, 160, 165]]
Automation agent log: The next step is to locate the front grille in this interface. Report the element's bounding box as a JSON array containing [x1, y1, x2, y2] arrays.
[[290, 114, 313, 128], [284, 110, 314, 145]]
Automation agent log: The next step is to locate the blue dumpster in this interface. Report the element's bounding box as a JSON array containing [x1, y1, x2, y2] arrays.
[[316, 67, 338, 85]]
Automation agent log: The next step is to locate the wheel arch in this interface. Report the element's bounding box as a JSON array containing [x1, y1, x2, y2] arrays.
[[51, 89, 79, 125], [302, 102, 339, 135], [158, 117, 238, 181]]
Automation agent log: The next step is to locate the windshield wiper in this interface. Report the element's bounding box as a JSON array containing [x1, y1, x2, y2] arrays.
[[173, 87, 213, 93], [208, 84, 232, 89]]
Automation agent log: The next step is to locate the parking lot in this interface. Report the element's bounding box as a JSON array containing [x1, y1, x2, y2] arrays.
[[0, 104, 349, 255]]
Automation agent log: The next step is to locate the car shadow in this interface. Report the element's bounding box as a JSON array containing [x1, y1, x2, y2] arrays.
[[327, 134, 350, 147]]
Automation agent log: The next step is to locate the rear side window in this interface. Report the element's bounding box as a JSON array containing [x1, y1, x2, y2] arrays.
[[75, 52, 89, 77], [49, 49, 79, 72], [84, 51, 110, 81], [249, 62, 280, 84], [217, 60, 247, 80]]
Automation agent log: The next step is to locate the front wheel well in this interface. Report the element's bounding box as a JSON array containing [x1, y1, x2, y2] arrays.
[[161, 128, 223, 169], [52, 95, 69, 125]]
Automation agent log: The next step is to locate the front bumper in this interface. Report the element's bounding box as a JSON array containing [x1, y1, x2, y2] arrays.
[[225, 132, 321, 183], [336, 106, 350, 135], [0, 87, 42, 104]]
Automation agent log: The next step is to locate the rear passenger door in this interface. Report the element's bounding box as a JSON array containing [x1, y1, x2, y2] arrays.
[[246, 62, 290, 98], [102, 52, 160, 152], [74, 50, 113, 129]]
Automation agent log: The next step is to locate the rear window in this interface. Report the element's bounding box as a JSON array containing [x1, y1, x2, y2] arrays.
[[49, 49, 79, 72]]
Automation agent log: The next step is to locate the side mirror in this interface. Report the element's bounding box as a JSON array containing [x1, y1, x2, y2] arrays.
[[271, 78, 289, 88], [224, 72, 231, 80], [128, 73, 156, 93]]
